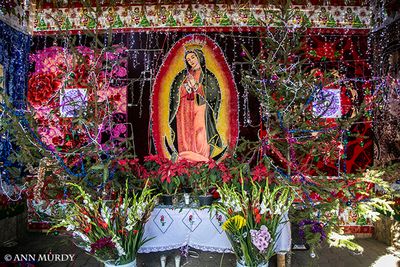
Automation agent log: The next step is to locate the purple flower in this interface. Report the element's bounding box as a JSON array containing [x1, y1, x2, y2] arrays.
[[298, 219, 326, 242], [250, 225, 271, 252], [90, 237, 115, 254], [180, 244, 189, 258]]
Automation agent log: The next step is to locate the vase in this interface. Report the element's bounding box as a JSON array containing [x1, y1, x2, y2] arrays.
[[162, 194, 173, 205], [104, 259, 136, 267], [236, 259, 268, 267], [198, 194, 213, 207]]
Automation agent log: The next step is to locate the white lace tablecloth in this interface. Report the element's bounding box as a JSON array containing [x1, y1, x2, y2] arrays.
[[139, 207, 290, 254]]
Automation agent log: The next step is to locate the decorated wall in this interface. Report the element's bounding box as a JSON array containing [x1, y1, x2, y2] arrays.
[[0, 3, 378, 231], [30, 22, 373, 174], [0, 19, 30, 223]]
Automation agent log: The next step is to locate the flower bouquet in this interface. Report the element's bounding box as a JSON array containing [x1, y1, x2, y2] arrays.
[[213, 180, 294, 267], [50, 181, 158, 266]]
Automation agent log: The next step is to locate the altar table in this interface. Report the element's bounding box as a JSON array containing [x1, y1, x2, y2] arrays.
[[139, 206, 291, 254]]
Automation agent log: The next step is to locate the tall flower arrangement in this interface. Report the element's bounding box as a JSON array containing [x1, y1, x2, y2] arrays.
[[51, 181, 158, 265], [213, 176, 294, 267]]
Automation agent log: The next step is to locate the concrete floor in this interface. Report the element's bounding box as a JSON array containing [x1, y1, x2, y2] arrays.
[[0, 232, 399, 267]]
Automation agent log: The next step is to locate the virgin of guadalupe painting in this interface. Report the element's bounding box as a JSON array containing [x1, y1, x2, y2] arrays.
[[152, 35, 238, 162]]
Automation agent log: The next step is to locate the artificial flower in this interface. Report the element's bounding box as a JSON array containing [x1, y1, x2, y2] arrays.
[[28, 72, 60, 107]]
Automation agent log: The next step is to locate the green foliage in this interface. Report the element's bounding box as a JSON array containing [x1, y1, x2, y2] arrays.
[[213, 174, 295, 266], [238, 2, 395, 255], [50, 181, 159, 264]]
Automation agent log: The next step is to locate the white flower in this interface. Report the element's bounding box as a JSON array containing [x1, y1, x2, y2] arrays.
[[259, 201, 268, 214], [112, 236, 126, 256], [274, 203, 284, 215], [137, 206, 144, 218], [84, 215, 91, 223], [73, 231, 90, 243], [66, 224, 76, 231]]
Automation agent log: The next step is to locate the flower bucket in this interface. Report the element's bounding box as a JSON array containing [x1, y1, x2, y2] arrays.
[[198, 194, 213, 207], [162, 194, 173, 205], [105, 259, 136, 267], [236, 259, 268, 267]]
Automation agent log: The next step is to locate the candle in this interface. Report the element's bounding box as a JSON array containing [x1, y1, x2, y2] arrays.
[[184, 193, 190, 205], [160, 255, 166, 267], [175, 255, 181, 267]]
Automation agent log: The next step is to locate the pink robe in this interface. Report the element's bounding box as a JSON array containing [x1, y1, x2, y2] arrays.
[[176, 69, 210, 162]]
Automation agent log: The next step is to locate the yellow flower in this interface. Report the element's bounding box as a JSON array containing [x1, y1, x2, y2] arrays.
[[222, 215, 246, 232]]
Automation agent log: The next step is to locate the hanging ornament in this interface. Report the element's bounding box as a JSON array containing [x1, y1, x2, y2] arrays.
[[243, 87, 251, 126], [303, 13, 312, 28], [87, 16, 96, 29], [310, 250, 316, 258], [346, 200, 352, 206]]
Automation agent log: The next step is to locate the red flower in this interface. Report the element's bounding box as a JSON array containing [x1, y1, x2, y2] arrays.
[[98, 218, 108, 229], [84, 224, 91, 233], [255, 213, 262, 224], [28, 72, 60, 107], [310, 192, 323, 201], [207, 159, 217, 170], [252, 163, 268, 182], [133, 230, 138, 235], [90, 237, 115, 254]]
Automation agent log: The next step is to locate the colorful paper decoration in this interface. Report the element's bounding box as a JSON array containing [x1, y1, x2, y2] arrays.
[[220, 13, 231, 26], [247, 13, 259, 26], [139, 14, 151, 27], [60, 88, 88, 118], [192, 12, 203, 26], [166, 12, 177, 27]]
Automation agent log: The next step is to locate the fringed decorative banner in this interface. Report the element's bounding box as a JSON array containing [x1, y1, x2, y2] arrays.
[[32, 5, 371, 34]]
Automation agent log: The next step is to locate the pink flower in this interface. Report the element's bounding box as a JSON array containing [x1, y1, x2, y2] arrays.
[[250, 225, 271, 252]]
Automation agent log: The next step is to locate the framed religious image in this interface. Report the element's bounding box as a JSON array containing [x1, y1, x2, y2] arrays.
[[151, 34, 239, 162]]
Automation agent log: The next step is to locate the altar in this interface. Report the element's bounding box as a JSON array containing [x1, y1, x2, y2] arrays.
[[139, 206, 291, 254]]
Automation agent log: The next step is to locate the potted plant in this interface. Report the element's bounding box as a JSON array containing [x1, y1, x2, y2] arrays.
[[143, 155, 189, 205], [50, 181, 159, 267], [191, 160, 221, 207], [212, 175, 294, 267]]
